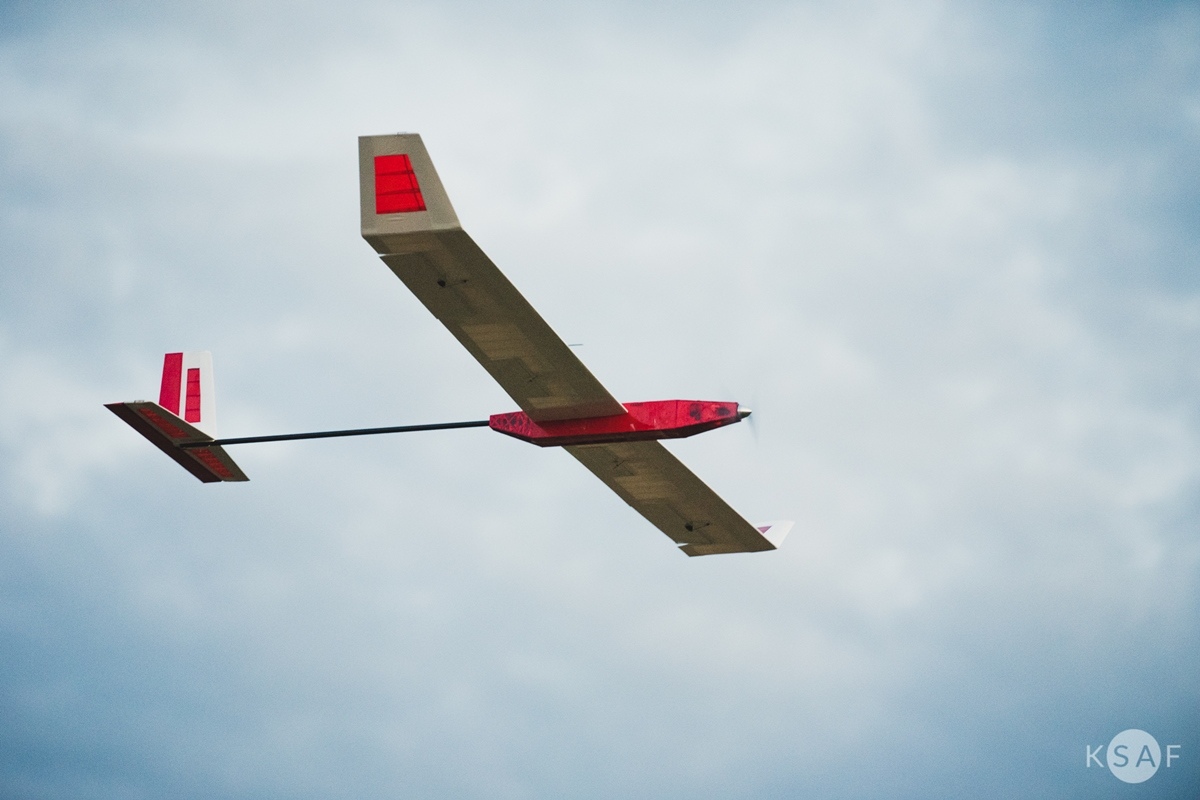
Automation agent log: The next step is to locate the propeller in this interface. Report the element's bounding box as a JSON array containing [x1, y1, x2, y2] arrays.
[[737, 403, 759, 444]]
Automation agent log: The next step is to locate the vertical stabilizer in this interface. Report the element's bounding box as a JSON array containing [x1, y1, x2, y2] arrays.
[[159, 351, 218, 437]]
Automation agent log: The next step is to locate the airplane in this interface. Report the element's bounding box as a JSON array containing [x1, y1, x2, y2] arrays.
[[106, 133, 792, 557]]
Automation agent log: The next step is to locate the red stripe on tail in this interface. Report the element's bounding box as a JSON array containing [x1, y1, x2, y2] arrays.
[[160, 352, 183, 414], [184, 368, 202, 422]]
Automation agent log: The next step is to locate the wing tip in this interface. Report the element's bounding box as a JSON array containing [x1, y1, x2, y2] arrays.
[[677, 520, 793, 557], [756, 520, 794, 548]]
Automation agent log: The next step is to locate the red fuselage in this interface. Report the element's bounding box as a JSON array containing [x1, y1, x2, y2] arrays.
[[489, 400, 745, 447]]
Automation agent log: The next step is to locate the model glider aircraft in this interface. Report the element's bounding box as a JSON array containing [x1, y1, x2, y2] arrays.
[[107, 133, 791, 556]]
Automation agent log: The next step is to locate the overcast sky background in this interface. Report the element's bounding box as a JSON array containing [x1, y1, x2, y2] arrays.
[[2, 1, 1199, 798]]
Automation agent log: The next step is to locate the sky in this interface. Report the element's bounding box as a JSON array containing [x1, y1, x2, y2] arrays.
[[2, 1, 1199, 797]]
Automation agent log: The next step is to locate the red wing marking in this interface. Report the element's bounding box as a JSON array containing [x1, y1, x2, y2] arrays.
[[374, 154, 426, 214], [137, 404, 191, 440], [189, 446, 237, 480]]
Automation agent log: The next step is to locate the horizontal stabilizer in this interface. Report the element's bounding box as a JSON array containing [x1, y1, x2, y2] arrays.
[[105, 401, 248, 483]]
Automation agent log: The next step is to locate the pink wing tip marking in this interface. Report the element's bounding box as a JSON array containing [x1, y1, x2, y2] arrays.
[[374, 154, 427, 214]]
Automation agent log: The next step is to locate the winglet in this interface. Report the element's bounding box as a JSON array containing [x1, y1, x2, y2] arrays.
[[673, 521, 791, 556], [106, 351, 248, 483]]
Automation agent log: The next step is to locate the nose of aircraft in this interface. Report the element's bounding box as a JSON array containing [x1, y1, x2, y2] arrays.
[[737, 406, 752, 420]]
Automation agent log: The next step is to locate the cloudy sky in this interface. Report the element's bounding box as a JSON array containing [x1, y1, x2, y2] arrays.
[[2, 1, 1199, 797]]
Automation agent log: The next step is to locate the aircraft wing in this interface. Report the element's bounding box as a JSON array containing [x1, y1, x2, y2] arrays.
[[360, 133, 787, 555], [359, 134, 624, 422], [566, 441, 781, 556]]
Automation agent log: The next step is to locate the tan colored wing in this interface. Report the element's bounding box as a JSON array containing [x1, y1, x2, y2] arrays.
[[359, 133, 624, 422], [565, 441, 777, 556]]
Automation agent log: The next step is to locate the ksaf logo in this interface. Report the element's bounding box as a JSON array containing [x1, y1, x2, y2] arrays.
[[1086, 729, 1182, 784]]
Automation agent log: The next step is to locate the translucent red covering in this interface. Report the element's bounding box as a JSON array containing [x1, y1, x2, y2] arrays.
[[184, 368, 202, 423], [374, 154, 426, 214], [489, 400, 742, 447], [159, 352, 183, 414]]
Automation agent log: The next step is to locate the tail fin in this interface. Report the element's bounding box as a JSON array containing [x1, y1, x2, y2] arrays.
[[105, 351, 248, 483], [158, 351, 218, 437]]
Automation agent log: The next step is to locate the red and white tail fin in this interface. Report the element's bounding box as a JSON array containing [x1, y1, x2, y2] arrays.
[[105, 351, 247, 483], [158, 351, 218, 437]]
